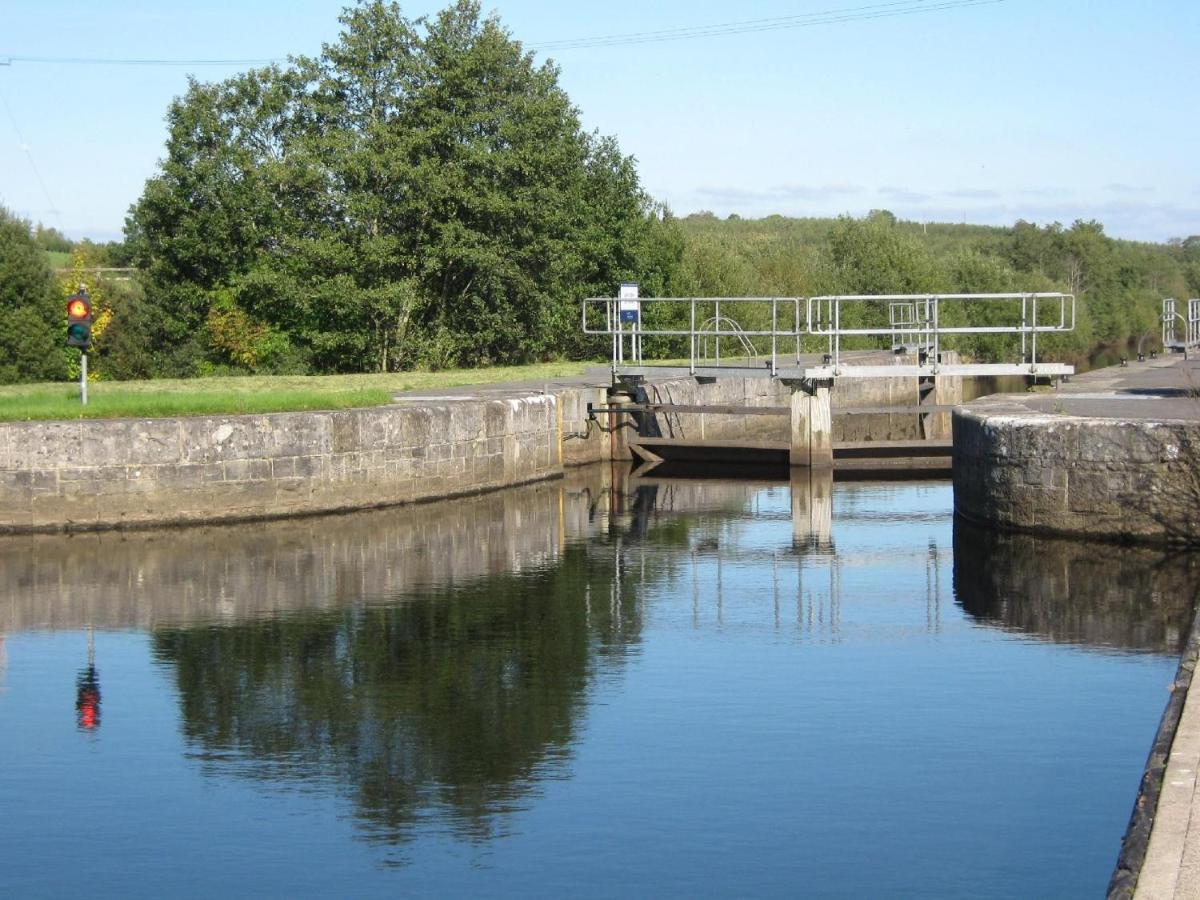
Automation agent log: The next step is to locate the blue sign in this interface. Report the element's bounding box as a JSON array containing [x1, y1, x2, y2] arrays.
[[620, 309, 639, 324]]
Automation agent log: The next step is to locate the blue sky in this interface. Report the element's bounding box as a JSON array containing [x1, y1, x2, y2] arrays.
[[1, 0, 1197, 242]]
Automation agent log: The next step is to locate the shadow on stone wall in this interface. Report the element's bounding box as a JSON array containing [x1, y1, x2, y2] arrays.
[[953, 518, 1199, 654]]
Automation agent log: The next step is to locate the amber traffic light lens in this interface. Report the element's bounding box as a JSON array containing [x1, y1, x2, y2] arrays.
[[67, 298, 90, 319]]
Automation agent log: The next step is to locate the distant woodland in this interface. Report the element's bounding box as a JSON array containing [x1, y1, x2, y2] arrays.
[[2, 0, 1198, 384], [672, 211, 1200, 365]]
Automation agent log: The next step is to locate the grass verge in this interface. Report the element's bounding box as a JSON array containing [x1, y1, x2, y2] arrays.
[[0, 361, 594, 422], [0, 387, 395, 422]]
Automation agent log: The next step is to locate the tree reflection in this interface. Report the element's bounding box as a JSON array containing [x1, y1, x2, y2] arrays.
[[953, 519, 1198, 653], [152, 543, 642, 845]]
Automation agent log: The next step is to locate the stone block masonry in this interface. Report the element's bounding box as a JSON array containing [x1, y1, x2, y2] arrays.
[[953, 370, 1200, 544], [0, 364, 960, 533], [0, 395, 561, 533]]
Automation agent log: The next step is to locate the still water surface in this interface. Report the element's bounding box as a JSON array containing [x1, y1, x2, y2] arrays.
[[0, 469, 1193, 898]]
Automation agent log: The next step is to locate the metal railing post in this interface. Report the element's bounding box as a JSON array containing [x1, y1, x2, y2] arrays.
[[771, 298, 778, 376], [609, 300, 617, 379], [931, 296, 939, 363], [834, 297, 841, 369], [1021, 294, 1027, 361], [1031, 295, 1039, 366], [796, 298, 802, 365], [690, 299, 696, 376], [716, 299, 722, 364]]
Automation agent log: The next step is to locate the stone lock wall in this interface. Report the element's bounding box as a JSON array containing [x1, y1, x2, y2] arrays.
[[554, 385, 610, 467], [635, 353, 963, 445], [0, 395, 561, 532], [0, 366, 958, 533], [954, 401, 1200, 544]]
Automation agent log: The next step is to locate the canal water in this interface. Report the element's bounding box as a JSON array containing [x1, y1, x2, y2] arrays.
[[0, 467, 1193, 898]]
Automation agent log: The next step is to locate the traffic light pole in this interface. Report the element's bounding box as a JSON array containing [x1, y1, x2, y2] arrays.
[[66, 288, 93, 406]]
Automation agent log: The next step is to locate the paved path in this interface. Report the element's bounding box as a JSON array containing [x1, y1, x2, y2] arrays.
[[979, 353, 1200, 422], [1136, 677, 1200, 899]]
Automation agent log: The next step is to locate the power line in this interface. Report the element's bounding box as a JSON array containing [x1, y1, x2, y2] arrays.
[[530, 0, 1003, 50], [0, 82, 61, 225], [0, 55, 281, 67], [0, 0, 1004, 66]]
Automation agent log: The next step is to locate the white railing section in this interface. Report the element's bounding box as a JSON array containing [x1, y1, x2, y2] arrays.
[[807, 293, 1075, 371], [581, 297, 804, 377], [583, 293, 1076, 379], [1163, 298, 1200, 353]]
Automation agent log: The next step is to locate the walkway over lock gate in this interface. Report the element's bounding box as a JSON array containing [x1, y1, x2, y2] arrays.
[[582, 292, 1077, 383]]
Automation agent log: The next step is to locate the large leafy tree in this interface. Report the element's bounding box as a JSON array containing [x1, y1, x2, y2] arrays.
[[0, 207, 70, 384], [128, 0, 677, 374]]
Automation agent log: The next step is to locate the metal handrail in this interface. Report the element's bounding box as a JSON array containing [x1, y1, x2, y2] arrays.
[[1163, 298, 1200, 352], [698, 316, 759, 365], [582, 297, 804, 376], [807, 293, 1075, 369], [582, 292, 1076, 377]]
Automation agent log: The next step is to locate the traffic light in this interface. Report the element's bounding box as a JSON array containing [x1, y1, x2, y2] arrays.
[[66, 290, 93, 350]]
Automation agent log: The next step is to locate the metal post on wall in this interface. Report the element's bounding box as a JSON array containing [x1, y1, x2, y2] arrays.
[[80, 352, 88, 406], [689, 299, 696, 376]]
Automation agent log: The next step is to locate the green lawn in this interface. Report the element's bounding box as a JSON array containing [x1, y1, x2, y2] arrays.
[[46, 250, 74, 270], [0, 361, 593, 422]]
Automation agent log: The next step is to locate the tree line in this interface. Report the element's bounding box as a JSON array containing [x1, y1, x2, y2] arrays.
[[673, 211, 1200, 363], [1, 0, 1198, 384]]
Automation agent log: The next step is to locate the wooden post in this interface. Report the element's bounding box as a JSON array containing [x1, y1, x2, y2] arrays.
[[788, 379, 833, 467]]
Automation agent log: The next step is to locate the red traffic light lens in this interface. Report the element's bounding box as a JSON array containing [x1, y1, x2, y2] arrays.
[[67, 298, 91, 319]]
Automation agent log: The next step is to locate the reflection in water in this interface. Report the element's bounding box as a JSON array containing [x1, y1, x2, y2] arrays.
[[75, 628, 100, 731], [0, 465, 1194, 890], [791, 468, 833, 551], [153, 543, 642, 845], [953, 518, 1199, 653], [0, 468, 750, 633], [75, 665, 100, 730]]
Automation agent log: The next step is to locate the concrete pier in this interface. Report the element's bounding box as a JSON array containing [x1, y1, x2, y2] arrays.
[[954, 355, 1200, 544], [788, 380, 834, 468]]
